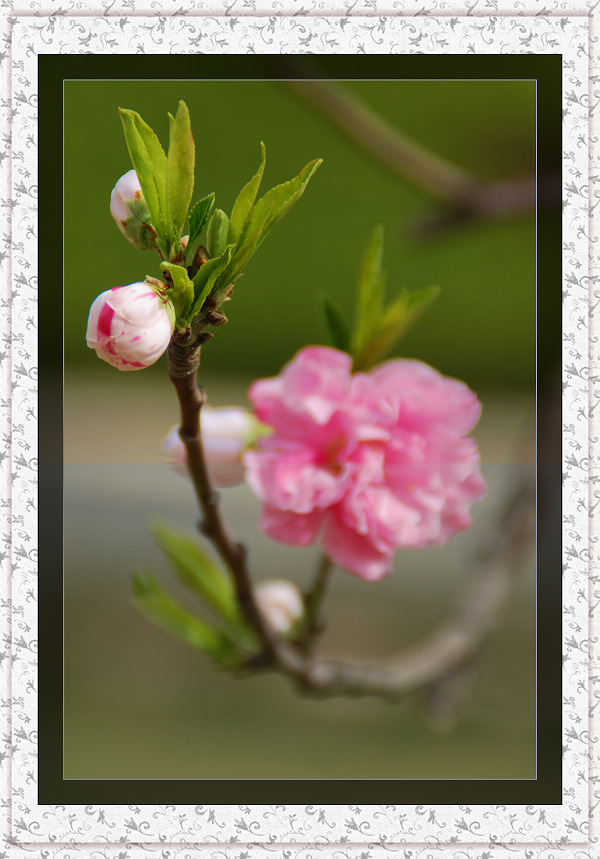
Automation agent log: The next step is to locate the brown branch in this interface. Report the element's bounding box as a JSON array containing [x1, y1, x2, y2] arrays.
[[293, 470, 536, 702], [297, 554, 334, 653], [263, 58, 550, 234], [167, 330, 305, 670], [280, 74, 478, 205]]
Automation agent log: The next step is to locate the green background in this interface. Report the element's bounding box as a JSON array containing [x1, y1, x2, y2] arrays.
[[65, 76, 539, 388], [61, 70, 545, 789]]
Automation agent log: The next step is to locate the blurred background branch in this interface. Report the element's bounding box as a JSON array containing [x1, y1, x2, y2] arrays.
[[265, 56, 559, 238]]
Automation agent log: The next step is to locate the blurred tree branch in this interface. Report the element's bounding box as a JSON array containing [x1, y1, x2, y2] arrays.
[[264, 57, 558, 237]]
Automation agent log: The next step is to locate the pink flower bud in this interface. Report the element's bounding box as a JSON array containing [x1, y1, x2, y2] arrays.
[[163, 406, 259, 487], [110, 170, 156, 250], [86, 282, 175, 371], [254, 579, 304, 633]]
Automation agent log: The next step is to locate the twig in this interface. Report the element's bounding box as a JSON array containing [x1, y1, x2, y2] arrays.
[[294, 470, 536, 701], [282, 76, 478, 205], [264, 58, 550, 233], [167, 330, 288, 664], [300, 554, 334, 651]]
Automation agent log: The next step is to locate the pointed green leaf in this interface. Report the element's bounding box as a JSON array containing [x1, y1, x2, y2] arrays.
[[188, 193, 215, 248], [406, 284, 441, 316], [150, 522, 239, 624], [319, 294, 351, 353], [352, 225, 385, 355], [159, 262, 195, 323], [219, 158, 322, 289], [228, 142, 266, 244], [353, 293, 408, 371], [206, 209, 230, 259], [119, 108, 167, 241], [353, 286, 440, 371], [166, 101, 195, 243], [190, 244, 235, 316], [132, 569, 239, 665]]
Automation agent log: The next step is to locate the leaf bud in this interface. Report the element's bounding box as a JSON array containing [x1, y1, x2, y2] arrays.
[[204, 310, 228, 327], [193, 245, 210, 268]]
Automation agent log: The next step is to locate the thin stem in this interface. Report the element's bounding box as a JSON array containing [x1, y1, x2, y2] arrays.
[[284, 77, 477, 204], [301, 554, 334, 649], [167, 331, 283, 662], [264, 58, 547, 231]]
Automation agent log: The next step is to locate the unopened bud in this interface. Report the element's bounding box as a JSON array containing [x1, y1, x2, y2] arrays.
[[254, 579, 304, 634], [162, 405, 260, 487], [86, 282, 175, 371], [110, 170, 156, 250]]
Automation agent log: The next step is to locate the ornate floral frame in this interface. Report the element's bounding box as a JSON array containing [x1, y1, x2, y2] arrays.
[[2, 2, 595, 857]]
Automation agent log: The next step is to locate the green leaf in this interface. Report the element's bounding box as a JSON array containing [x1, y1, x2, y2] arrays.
[[407, 284, 441, 316], [150, 522, 239, 624], [132, 569, 239, 665], [119, 108, 167, 244], [166, 101, 195, 245], [188, 192, 215, 248], [351, 225, 385, 356], [206, 209, 230, 259], [219, 158, 322, 290], [159, 263, 195, 323], [228, 142, 266, 244], [190, 244, 235, 316], [353, 293, 408, 371], [353, 286, 440, 371], [318, 294, 351, 353]]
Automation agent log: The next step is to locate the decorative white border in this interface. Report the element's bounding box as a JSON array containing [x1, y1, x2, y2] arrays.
[[2, 2, 595, 857]]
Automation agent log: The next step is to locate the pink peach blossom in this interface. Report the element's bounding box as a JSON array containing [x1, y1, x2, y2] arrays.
[[244, 346, 486, 581]]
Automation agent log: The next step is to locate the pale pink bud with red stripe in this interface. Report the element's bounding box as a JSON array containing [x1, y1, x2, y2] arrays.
[[86, 282, 175, 371]]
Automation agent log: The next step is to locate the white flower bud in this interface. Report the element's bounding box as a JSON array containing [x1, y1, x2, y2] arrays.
[[163, 406, 259, 487], [86, 282, 175, 371], [110, 170, 156, 250], [254, 579, 304, 634]]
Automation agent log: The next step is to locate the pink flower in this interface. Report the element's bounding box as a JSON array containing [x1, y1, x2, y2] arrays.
[[86, 282, 175, 371], [244, 346, 486, 582], [163, 406, 259, 487]]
